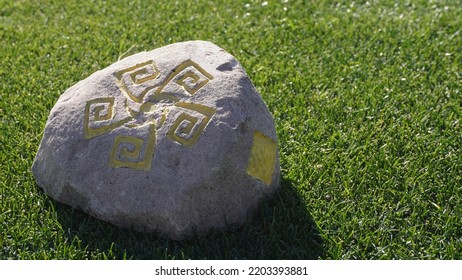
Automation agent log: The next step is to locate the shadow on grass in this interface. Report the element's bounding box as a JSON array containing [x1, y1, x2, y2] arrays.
[[53, 176, 324, 259]]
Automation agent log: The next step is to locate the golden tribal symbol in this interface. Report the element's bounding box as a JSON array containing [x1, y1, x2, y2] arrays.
[[84, 97, 130, 139], [83, 59, 216, 171], [155, 60, 214, 95], [109, 123, 157, 171], [114, 60, 160, 103], [166, 102, 216, 148]]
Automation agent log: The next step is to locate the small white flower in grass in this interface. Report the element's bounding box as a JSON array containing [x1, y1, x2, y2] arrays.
[[262, 1, 268, 6]]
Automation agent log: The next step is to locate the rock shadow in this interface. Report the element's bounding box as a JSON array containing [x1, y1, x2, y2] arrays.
[[51, 176, 324, 259]]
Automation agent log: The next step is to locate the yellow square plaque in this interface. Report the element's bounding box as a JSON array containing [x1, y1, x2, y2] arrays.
[[247, 131, 277, 185]]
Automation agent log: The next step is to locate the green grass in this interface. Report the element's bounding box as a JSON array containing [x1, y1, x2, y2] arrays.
[[1, 0, 461, 259]]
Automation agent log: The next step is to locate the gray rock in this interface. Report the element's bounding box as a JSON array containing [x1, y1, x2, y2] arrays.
[[32, 40, 280, 240]]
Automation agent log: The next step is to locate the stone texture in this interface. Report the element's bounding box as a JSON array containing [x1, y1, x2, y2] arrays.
[[32, 40, 280, 240]]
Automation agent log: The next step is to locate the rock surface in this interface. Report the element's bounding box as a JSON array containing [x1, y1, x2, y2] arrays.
[[32, 40, 280, 240]]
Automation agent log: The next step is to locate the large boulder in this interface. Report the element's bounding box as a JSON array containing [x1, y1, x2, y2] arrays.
[[32, 41, 280, 240]]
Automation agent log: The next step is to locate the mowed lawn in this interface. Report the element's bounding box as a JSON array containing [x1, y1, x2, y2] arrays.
[[1, 0, 461, 259]]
